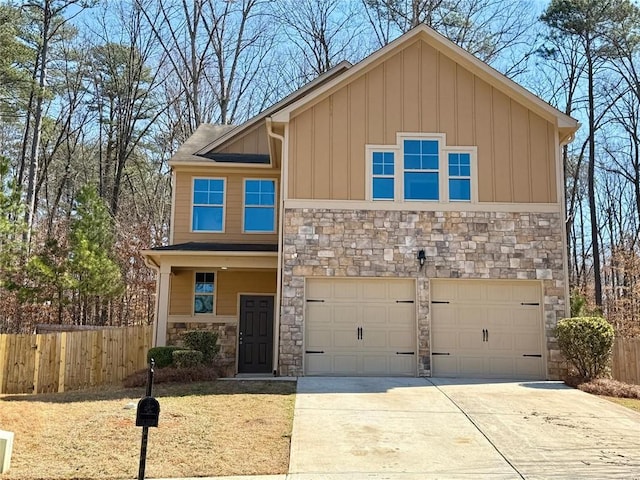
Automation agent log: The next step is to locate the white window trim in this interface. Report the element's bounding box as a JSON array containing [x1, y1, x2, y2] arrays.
[[366, 133, 478, 204], [442, 146, 478, 203], [242, 178, 278, 233], [191, 176, 226, 233], [365, 145, 399, 201], [193, 270, 217, 316]]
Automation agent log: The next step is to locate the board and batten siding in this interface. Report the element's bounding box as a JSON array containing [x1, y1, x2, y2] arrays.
[[287, 39, 557, 203], [218, 123, 270, 155], [169, 269, 276, 316], [172, 168, 279, 245]]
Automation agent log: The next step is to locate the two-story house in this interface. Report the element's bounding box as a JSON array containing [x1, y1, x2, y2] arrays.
[[142, 25, 578, 379]]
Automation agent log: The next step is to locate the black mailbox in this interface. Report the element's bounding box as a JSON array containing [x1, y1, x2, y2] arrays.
[[136, 396, 160, 428]]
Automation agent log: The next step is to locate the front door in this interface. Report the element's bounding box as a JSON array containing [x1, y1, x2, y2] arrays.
[[238, 295, 274, 374]]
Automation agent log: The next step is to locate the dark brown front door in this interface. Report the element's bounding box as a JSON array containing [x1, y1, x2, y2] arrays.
[[238, 295, 274, 374]]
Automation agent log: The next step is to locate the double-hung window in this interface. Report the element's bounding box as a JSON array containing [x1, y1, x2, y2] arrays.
[[244, 179, 276, 232], [194, 272, 214, 314], [372, 151, 395, 200], [448, 152, 471, 201], [192, 178, 225, 232], [403, 139, 439, 201]]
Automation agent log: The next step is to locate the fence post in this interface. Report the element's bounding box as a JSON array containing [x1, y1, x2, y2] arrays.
[[0, 335, 6, 394], [57, 332, 67, 393], [33, 335, 43, 394]]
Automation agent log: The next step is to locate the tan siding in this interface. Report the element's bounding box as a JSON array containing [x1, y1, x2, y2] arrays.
[[332, 87, 350, 199], [456, 65, 474, 146], [172, 168, 279, 244], [385, 53, 403, 144], [349, 76, 367, 199], [313, 98, 332, 199], [474, 77, 494, 201], [492, 90, 513, 202], [169, 270, 192, 315], [511, 101, 531, 203], [421, 42, 439, 132], [367, 64, 385, 144], [216, 270, 277, 316], [286, 38, 559, 204], [402, 42, 421, 132], [530, 112, 550, 203], [220, 124, 269, 155], [438, 53, 457, 145]]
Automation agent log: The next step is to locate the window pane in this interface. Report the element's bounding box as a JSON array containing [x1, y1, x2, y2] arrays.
[[208, 179, 224, 192], [245, 206, 275, 232], [194, 295, 213, 314], [450, 178, 471, 201], [404, 140, 421, 154], [193, 206, 223, 231], [193, 191, 209, 204], [245, 192, 260, 206], [193, 179, 209, 191], [404, 154, 421, 169], [373, 151, 384, 163], [460, 165, 470, 176], [449, 164, 459, 176], [208, 191, 224, 204], [422, 140, 438, 155], [204, 272, 214, 283], [195, 282, 214, 293], [404, 172, 438, 200], [373, 177, 394, 200], [422, 154, 438, 170], [459, 153, 470, 165], [245, 180, 260, 193]]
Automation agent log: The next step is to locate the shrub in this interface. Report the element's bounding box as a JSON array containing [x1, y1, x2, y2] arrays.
[[172, 349, 203, 368], [147, 346, 185, 369], [182, 330, 220, 364], [123, 366, 218, 388], [555, 316, 615, 380]]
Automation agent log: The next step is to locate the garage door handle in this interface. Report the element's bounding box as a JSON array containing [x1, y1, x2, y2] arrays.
[[522, 354, 542, 357], [305, 350, 325, 354], [521, 302, 539, 306], [396, 351, 415, 355], [432, 352, 450, 355], [396, 300, 414, 303]]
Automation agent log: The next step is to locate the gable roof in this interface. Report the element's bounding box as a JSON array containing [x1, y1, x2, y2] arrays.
[[195, 60, 352, 155], [270, 24, 578, 141], [169, 124, 236, 166]]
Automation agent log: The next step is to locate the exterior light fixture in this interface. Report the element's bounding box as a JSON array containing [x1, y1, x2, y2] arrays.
[[417, 249, 426, 268]]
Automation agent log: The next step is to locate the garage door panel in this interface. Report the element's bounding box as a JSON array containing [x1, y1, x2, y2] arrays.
[[333, 355, 358, 374], [388, 330, 415, 349], [362, 306, 388, 325], [431, 279, 544, 379], [305, 278, 416, 376], [307, 329, 332, 348], [459, 331, 484, 350]]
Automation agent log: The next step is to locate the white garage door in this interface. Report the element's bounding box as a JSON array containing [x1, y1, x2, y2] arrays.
[[431, 280, 545, 379], [305, 278, 416, 376]]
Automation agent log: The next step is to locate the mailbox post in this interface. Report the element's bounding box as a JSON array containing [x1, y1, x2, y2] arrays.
[[136, 359, 160, 480]]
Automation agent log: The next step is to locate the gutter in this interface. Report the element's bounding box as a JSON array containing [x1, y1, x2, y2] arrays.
[[266, 117, 285, 376], [143, 254, 160, 347]]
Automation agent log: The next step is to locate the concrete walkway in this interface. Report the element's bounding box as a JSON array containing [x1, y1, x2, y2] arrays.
[[288, 377, 640, 479]]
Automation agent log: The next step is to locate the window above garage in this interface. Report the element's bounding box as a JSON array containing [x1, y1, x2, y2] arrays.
[[367, 134, 477, 204]]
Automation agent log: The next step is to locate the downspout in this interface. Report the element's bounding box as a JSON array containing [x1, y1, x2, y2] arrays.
[[266, 117, 285, 376], [143, 255, 160, 347]]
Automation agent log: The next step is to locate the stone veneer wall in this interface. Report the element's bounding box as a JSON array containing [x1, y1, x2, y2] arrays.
[[280, 208, 567, 378], [167, 321, 237, 376]]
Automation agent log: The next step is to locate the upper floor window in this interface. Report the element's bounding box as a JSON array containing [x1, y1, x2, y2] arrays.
[[244, 179, 276, 232], [194, 272, 215, 314], [368, 134, 475, 203], [192, 178, 225, 232], [372, 152, 395, 200]]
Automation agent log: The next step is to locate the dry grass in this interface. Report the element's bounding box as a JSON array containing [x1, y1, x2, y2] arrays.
[[573, 377, 640, 399], [602, 396, 640, 413], [0, 380, 296, 480]]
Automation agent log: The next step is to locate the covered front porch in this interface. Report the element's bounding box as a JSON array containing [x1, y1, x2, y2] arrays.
[[142, 242, 279, 375]]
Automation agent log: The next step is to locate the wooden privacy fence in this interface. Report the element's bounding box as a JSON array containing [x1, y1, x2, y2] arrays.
[[0, 325, 153, 394], [612, 337, 640, 385]]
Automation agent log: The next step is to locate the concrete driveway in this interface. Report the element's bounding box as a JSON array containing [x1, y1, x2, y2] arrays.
[[288, 377, 640, 479]]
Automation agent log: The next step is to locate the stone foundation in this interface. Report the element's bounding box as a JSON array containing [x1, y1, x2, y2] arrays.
[[280, 208, 567, 379], [167, 321, 237, 376]]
